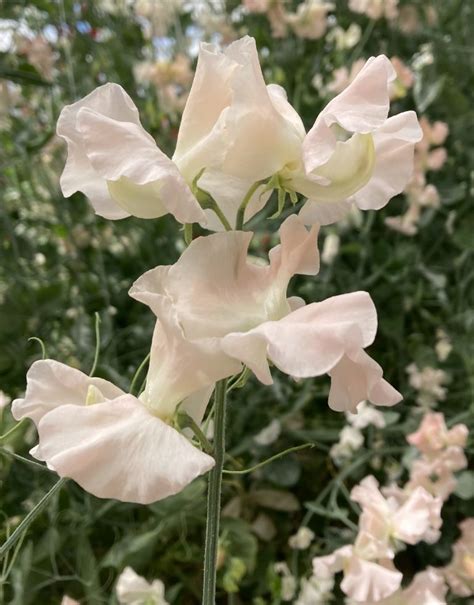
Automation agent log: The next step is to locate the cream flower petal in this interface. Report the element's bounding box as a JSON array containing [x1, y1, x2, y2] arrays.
[[77, 108, 204, 223], [116, 567, 168, 605], [57, 83, 139, 219], [57, 82, 204, 224], [312, 545, 354, 577], [129, 215, 319, 340], [353, 111, 423, 210], [33, 395, 214, 504], [174, 36, 304, 182], [392, 487, 442, 545], [221, 291, 378, 385], [298, 198, 352, 226], [341, 557, 402, 602], [328, 349, 402, 412], [303, 55, 395, 173], [11, 359, 124, 426], [141, 312, 240, 421]]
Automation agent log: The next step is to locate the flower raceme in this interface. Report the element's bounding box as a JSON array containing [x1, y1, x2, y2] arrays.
[[10, 309, 240, 504], [130, 215, 401, 413], [57, 36, 421, 229]]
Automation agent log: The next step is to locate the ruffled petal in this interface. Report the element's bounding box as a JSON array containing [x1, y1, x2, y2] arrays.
[[341, 557, 402, 602], [77, 108, 205, 224], [392, 487, 442, 545], [312, 545, 353, 577], [328, 349, 402, 412], [298, 198, 352, 226], [11, 359, 124, 426], [174, 36, 303, 182], [353, 111, 423, 211], [221, 291, 377, 384], [303, 55, 395, 173], [130, 216, 318, 340], [33, 395, 215, 504]]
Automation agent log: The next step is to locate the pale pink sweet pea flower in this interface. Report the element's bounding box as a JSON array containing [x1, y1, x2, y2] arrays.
[[357, 568, 448, 605], [61, 598, 80, 605], [116, 566, 169, 605], [286, 0, 334, 40], [297, 56, 422, 225], [57, 83, 205, 224], [444, 519, 474, 597], [407, 412, 468, 455], [348, 0, 399, 20], [312, 533, 402, 602], [351, 475, 443, 546], [130, 215, 401, 412], [10, 312, 236, 503]]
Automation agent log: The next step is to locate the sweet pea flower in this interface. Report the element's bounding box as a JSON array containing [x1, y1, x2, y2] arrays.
[[297, 56, 422, 225], [312, 533, 403, 602], [444, 519, 474, 597], [130, 215, 401, 412], [10, 312, 237, 503], [354, 568, 448, 605], [116, 566, 169, 605], [57, 83, 205, 224], [346, 400, 386, 429], [330, 426, 364, 465], [289, 526, 315, 550], [348, 0, 399, 21], [407, 412, 468, 455], [286, 0, 334, 40], [60, 598, 80, 605], [352, 475, 443, 547]]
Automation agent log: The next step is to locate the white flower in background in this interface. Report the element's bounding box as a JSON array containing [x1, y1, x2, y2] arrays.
[[289, 526, 315, 550], [406, 363, 448, 408], [349, 0, 399, 20], [254, 418, 281, 445], [348, 568, 448, 605], [321, 232, 340, 265], [60, 597, 80, 605], [296, 573, 334, 605], [275, 562, 297, 601], [435, 329, 452, 362], [327, 24, 361, 50], [346, 400, 386, 429], [116, 566, 169, 605], [0, 390, 11, 409], [330, 426, 364, 465], [286, 0, 335, 40], [130, 215, 401, 413]]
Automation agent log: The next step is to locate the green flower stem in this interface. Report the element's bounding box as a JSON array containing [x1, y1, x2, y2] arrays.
[[202, 379, 228, 605], [223, 443, 314, 475], [0, 477, 67, 560], [235, 180, 267, 231], [89, 312, 101, 377]]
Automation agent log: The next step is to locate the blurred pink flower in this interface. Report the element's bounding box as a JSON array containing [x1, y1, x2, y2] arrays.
[[444, 519, 474, 597]]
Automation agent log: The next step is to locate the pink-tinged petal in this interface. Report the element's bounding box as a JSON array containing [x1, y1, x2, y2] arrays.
[[77, 108, 205, 224], [353, 111, 423, 211], [222, 291, 377, 383], [174, 36, 303, 182], [298, 198, 352, 226], [141, 313, 240, 420], [392, 487, 442, 545], [312, 545, 353, 577], [57, 83, 139, 219], [404, 569, 448, 605], [34, 396, 214, 504], [351, 475, 388, 513], [130, 216, 318, 340], [303, 56, 395, 173], [341, 557, 402, 602], [328, 349, 402, 412], [11, 359, 124, 427]]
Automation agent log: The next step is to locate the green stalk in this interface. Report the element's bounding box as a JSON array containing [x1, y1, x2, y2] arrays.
[[235, 180, 266, 231], [202, 379, 228, 604]]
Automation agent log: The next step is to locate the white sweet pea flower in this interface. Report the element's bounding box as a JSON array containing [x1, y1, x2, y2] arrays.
[[57, 83, 206, 224], [116, 567, 169, 605], [312, 534, 403, 603], [130, 216, 401, 412], [11, 309, 238, 504], [346, 400, 386, 429], [289, 526, 315, 549]]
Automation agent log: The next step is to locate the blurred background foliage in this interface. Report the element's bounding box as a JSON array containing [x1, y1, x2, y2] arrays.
[[0, 0, 473, 603]]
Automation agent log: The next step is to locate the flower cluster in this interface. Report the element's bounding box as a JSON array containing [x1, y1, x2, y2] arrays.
[[12, 36, 418, 506], [303, 411, 469, 603]]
